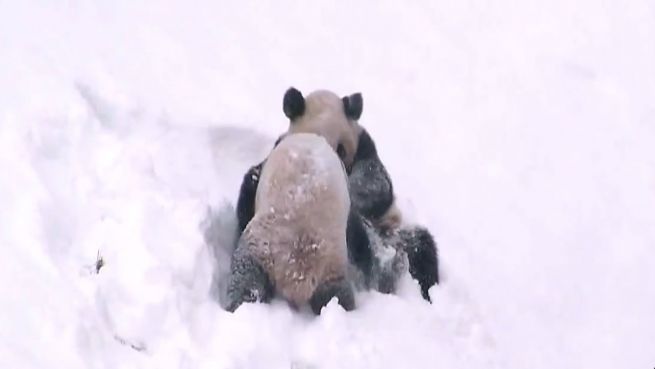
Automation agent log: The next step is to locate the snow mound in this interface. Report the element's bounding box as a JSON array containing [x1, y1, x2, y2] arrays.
[[1, 1, 654, 368]]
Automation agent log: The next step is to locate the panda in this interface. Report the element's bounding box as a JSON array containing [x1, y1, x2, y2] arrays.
[[226, 133, 355, 314], [235, 87, 439, 301]]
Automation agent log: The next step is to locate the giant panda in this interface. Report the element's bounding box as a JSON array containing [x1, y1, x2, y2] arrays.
[[235, 87, 439, 301], [227, 133, 355, 314]]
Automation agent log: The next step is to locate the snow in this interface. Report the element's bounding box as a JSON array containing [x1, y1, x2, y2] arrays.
[[1, 1, 654, 368]]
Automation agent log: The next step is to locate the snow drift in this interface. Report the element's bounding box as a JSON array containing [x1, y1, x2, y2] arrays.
[[1, 1, 654, 368]]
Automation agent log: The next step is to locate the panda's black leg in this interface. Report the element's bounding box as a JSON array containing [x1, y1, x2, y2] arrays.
[[225, 247, 273, 312], [346, 211, 374, 288], [236, 161, 264, 233], [309, 278, 355, 315], [400, 226, 439, 302]]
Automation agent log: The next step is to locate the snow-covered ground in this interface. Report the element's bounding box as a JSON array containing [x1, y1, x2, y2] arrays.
[[1, 1, 654, 368]]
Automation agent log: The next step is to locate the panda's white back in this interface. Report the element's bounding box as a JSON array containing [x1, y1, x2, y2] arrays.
[[255, 133, 350, 221], [248, 133, 351, 306]]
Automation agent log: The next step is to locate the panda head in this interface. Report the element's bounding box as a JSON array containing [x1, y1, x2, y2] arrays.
[[280, 87, 364, 171]]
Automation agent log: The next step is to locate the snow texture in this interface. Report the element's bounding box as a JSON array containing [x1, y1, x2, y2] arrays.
[[1, 1, 654, 369]]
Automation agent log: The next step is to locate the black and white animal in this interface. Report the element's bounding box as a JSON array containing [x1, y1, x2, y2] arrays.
[[235, 87, 439, 301], [227, 133, 355, 314]]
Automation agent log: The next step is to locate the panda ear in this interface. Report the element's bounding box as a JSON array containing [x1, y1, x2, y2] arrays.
[[342, 93, 363, 121], [283, 87, 305, 121]]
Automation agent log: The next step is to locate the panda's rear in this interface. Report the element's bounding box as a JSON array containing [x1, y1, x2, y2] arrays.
[[235, 133, 353, 310]]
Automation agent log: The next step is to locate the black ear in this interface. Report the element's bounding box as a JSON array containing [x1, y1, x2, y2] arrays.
[[283, 87, 305, 121], [342, 93, 363, 120]]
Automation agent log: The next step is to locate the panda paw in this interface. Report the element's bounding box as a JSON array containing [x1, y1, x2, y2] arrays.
[[226, 288, 264, 312], [250, 166, 260, 181], [400, 226, 439, 302], [245, 164, 261, 188], [309, 278, 355, 315], [225, 248, 273, 312]]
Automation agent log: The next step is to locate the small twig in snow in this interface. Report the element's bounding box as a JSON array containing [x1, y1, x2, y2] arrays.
[[95, 250, 104, 274]]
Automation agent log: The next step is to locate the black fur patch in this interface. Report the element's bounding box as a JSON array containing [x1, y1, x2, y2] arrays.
[[336, 143, 347, 161], [226, 246, 274, 312], [401, 227, 439, 302], [283, 87, 305, 121], [273, 134, 286, 147], [309, 277, 355, 314], [236, 161, 264, 232], [353, 129, 378, 162], [348, 130, 394, 221], [346, 211, 374, 287], [342, 93, 363, 120]]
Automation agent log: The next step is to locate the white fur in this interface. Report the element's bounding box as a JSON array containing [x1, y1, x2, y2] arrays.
[[243, 133, 351, 307]]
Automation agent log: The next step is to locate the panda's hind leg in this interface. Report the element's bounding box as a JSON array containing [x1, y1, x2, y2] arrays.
[[400, 226, 439, 302], [309, 278, 355, 315], [225, 246, 273, 312]]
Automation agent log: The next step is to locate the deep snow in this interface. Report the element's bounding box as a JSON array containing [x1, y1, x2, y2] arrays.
[[1, 1, 654, 368]]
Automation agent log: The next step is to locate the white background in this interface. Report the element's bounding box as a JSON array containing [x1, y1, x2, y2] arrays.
[[1, 1, 654, 368]]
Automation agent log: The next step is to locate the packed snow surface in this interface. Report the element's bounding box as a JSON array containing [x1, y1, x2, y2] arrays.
[[1, 1, 654, 368]]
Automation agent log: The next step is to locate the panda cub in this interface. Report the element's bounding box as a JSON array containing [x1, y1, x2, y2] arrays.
[[227, 133, 355, 314]]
